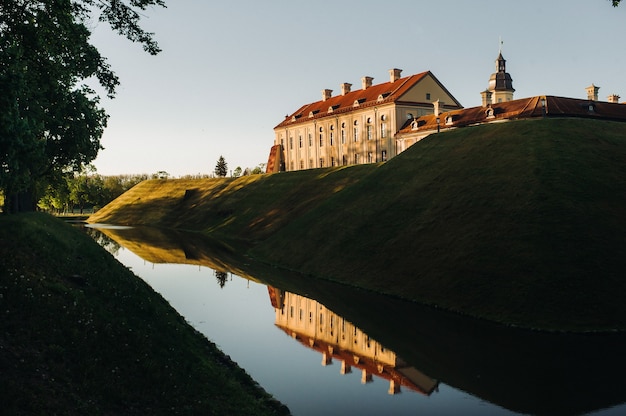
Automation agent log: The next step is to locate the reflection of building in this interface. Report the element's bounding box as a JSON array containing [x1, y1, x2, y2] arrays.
[[268, 287, 438, 395]]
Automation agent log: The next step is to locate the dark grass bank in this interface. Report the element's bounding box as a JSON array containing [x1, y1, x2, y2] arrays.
[[0, 212, 290, 415], [89, 118, 626, 331]]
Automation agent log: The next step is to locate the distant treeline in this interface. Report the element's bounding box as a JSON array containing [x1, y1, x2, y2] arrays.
[[33, 165, 267, 215], [38, 173, 152, 214]]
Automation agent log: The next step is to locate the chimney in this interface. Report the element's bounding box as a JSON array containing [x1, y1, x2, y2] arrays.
[[481, 89, 493, 107], [433, 99, 444, 116], [361, 76, 374, 90], [389, 68, 402, 83], [586, 84, 599, 101], [322, 89, 332, 101], [340, 83, 352, 96], [608, 94, 621, 103]]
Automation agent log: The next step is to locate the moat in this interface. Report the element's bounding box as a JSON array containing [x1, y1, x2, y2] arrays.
[[87, 224, 626, 416]]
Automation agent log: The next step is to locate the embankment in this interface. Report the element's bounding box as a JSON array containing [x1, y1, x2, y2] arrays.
[[89, 118, 626, 331], [0, 213, 289, 415]]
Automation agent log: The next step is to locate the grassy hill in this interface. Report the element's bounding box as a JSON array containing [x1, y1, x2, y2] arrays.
[[0, 213, 289, 415], [89, 118, 626, 331]]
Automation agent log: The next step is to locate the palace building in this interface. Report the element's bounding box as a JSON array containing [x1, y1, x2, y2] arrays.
[[266, 50, 626, 173], [268, 69, 462, 172]]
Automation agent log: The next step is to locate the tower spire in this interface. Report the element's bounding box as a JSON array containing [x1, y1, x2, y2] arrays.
[[485, 42, 515, 104]]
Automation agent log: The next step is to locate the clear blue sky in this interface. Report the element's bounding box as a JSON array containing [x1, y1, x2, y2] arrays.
[[89, 0, 626, 177]]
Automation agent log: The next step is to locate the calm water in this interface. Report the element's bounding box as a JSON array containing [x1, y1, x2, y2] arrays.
[[87, 225, 626, 416]]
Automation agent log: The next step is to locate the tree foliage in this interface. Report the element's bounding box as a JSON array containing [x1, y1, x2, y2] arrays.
[[0, 0, 166, 213], [38, 171, 148, 213], [214, 155, 228, 177], [612, 0, 621, 6]]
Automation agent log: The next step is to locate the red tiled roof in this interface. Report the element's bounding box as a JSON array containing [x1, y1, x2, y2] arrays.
[[275, 71, 450, 129], [397, 95, 626, 135]]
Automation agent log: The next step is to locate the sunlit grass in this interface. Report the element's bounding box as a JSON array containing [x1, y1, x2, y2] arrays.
[[90, 118, 626, 331]]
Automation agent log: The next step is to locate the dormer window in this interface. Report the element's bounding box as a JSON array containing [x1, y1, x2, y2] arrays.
[[486, 107, 495, 119], [376, 93, 390, 102], [445, 115, 454, 126], [353, 100, 360, 107], [328, 106, 334, 114], [411, 120, 419, 130]]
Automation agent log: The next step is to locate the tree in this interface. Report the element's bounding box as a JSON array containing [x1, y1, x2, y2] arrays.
[[612, 0, 621, 6], [232, 166, 242, 178], [215, 270, 228, 289], [0, 0, 166, 213], [214, 155, 228, 177]]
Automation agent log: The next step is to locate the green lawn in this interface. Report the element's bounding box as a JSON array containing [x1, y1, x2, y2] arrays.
[[0, 212, 289, 415], [90, 118, 626, 331]]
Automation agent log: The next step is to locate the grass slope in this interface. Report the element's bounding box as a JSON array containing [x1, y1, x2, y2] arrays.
[[90, 118, 626, 331], [0, 213, 289, 415]]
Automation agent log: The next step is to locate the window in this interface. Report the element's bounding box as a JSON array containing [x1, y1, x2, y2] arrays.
[[367, 152, 373, 163], [366, 125, 372, 140], [341, 126, 346, 144], [300, 160, 304, 169], [381, 122, 387, 138], [309, 159, 314, 168], [381, 150, 387, 161], [319, 127, 324, 147], [289, 136, 293, 149], [342, 155, 347, 165], [354, 153, 359, 164], [426, 93, 431, 100], [353, 127, 358, 141], [298, 135, 302, 148], [319, 157, 324, 168], [331, 156, 336, 167], [330, 125, 334, 146], [308, 133, 313, 147]]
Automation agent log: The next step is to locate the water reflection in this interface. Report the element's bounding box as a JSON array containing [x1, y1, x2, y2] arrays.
[[269, 287, 439, 396], [87, 224, 626, 416]]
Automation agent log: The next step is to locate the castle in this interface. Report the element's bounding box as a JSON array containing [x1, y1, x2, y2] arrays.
[[267, 51, 626, 173]]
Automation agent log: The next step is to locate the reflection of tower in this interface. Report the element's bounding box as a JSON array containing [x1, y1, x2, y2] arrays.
[[267, 286, 439, 396], [485, 46, 515, 104]]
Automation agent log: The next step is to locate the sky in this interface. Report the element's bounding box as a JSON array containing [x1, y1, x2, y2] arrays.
[[87, 0, 626, 177]]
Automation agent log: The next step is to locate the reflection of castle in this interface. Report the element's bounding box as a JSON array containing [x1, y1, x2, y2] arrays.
[[268, 287, 438, 396]]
